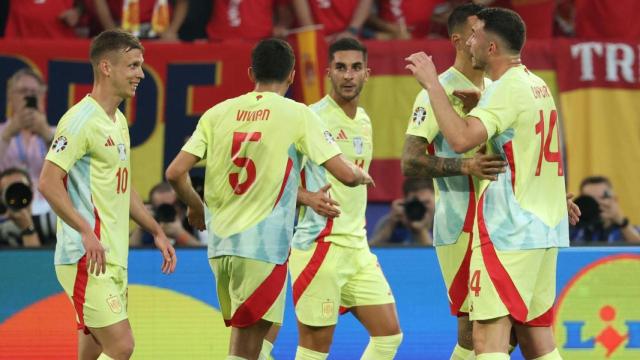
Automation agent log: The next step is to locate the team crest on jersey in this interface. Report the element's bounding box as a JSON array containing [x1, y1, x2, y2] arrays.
[[117, 144, 127, 161], [106, 295, 123, 314], [51, 136, 68, 153], [412, 106, 427, 125], [323, 130, 335, 144], [353, 136, 364, 155], [322, 301, 335, 319]]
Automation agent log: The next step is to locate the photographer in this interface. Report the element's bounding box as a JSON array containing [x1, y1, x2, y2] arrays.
[[0, 68, 56, 216], [0, 168, 56, 247], [370, 177, 435, 246], [571, 176, 640, 244], [130, 181, 202, 247]]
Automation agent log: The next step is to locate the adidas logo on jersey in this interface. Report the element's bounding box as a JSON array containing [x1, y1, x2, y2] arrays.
[[105, 136, 115, 147], [336, 129, 348, 141]]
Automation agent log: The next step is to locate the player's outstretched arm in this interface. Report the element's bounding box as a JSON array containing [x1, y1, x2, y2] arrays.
[[297, 184, 341, 218], [166, 151, 206, 231], [322, 154, 374, 187], [130, 187, 176, 274], [405, 52, 488, 153], [39, 160, 106, 275], [402, 136, 506, 180]]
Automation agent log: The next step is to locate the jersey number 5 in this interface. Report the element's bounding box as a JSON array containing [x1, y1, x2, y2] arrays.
[[229, 131, 262, 195], [534, 109, 563, 176]]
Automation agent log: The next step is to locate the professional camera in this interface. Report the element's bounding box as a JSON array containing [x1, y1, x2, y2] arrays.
[[404, 197, 427, 222], [573, 195, 601, 228], [154, 203, 177, 223], [0, 182, 33, 213]]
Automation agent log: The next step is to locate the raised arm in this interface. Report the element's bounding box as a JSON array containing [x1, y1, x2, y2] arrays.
[[322, 154, 373, 187], [402, 135, 506, 180]]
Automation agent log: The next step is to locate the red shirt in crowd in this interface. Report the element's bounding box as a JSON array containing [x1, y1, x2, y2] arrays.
[[5, 0, 77, 39], [378, 0, 440, 38], [493, 0, 556, 39], [308, 0, 360, 36], [207, 0, 277, 41], [575, 0, 640, 39]]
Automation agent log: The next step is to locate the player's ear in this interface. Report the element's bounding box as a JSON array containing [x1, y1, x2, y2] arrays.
[[287, 69, 295, 86], [247, 67, 256, 83], [99, 59, 111, 78], [450, 33, 461, 49]]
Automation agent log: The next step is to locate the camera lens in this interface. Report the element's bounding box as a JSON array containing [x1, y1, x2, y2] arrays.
[[3, 182, 33, 211], [573, 195, 601, 227], [154, 203, 177, 223], [404, 198, 427, 222]]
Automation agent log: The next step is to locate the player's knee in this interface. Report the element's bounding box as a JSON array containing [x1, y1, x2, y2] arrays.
[[360, 333, 403, 360], [105, 338, 134, 360]]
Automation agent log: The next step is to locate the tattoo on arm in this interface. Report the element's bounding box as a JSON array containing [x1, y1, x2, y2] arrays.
[[401, 135, 465, 178]]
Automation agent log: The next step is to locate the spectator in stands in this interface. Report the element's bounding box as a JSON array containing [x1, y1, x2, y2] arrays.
[[574, 0, 640, 39], [571, 176, 640, 244], [370, 177, 435, 246], [177, 0, 211, 41], [206, 0, 295, 41], [130, 181, 202, 246], [367, 0, 440, 40], [4, 0, 83, 39], [92, 0, 188, 40], [292, 0, 373, 40], [0, 168, 57, 247], [0, 68, 55, 217]]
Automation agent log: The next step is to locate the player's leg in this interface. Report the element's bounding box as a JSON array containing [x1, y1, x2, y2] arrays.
[[513, 248, 560, 359], [259, 324, 280, 360], [210, 255, 288, 360], [56, 259, 131, 360], [435, 234, 474, 359], [87, 320, 135, 360], [289, 241, 345, 358], [342, 246, 402, 359], [473, 316, 513, 357], [78, 329, 102, 360]]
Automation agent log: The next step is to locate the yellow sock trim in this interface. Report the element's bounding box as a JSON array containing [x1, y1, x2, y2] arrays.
[[258, 339, 274, 360], [476, 353, 510, 360], [451, 343, 475, 360], [360, 333, 404, 360], [532, 348, 561, 360], [295, 346, 328, 360], [97, 354, 115, 360]]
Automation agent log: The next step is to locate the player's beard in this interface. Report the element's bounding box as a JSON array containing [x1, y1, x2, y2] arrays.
[[333, 80, 363, 102]]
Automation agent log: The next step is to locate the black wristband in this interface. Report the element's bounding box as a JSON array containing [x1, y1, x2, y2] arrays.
[[20, 225, 36, 236], [616, 217, 629, 228]]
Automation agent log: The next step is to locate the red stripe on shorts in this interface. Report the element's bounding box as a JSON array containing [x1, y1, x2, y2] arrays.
[[73, 255, 89, 333], [502, 141, 516, 193], [292, 218, 334, 306], [522, 303, 554, 327], [225, 259, 289, 328], [274, 158, 294, 208], [477, 193, 528, 323], [448, 232, 473, 316]]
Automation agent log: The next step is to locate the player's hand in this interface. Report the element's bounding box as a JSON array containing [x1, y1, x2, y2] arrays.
[[405, 52, 439, 89], [187, 203, 206, 231], [463, 145, 507, 181], [453, 89, 481, 113], [566, 193, 581, 226], [154, 231, 177, 274], [361, 171, 375, 187], [306, 184, 341, 218], [81, 229, 106, 276]]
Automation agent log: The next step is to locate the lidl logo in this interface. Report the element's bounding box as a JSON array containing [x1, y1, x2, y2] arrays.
[[555, 254, 640, 359]]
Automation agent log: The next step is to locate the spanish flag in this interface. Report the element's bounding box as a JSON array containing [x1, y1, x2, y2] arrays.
[[288, 27, 327, 105]]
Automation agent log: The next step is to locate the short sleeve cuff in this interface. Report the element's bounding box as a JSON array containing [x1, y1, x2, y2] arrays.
[[468, 107, 498, 139]]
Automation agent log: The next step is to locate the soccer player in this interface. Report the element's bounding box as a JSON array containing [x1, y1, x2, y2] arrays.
[[284, 38, 402, 360], [39, 29, 177, 360], [402, 4, 508, 360], [406, 8, 568, 360], [165, 38, 373, 360]]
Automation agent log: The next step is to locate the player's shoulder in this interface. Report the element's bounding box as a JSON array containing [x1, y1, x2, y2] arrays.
[[58, 97, 100, 134], [309, 95, 333, 114], [356, 106, 372, 125]]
